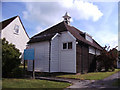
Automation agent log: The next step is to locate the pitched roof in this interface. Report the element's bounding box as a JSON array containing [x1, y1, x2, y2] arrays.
[[28, 21, 102, 50], [28, 21, 67, 43], [0, 16, 29, 38], [0, 16, 17, 30]]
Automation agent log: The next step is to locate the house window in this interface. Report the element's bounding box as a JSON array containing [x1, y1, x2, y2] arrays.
[[63, 42, 72, 50], [14, 25, 19, 34], [68, 42, 72, 49], [63, 43, 67, 49], [89, 46, 95, 55], [85, 33, 93, 43]]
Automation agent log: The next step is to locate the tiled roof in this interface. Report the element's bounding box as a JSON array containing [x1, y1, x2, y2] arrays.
[[28, 21, 67, 43], [28, 21, 103, 50]]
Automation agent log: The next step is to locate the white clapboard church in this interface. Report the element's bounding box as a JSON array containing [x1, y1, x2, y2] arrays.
[[27, 13, 103, 73]]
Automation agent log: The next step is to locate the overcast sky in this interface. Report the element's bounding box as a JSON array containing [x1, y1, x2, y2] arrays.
[[1, 0, 118, 49]]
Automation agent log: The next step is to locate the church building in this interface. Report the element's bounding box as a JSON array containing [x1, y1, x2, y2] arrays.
[[27, 13, 103, 73]]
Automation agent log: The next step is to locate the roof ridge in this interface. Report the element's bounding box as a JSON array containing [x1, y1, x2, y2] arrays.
[[17, 16, 29, 38], [32, 21, 67, 38], [28, 21, 102, 50], [0, 16, 18, 30], [0, 16, 29, 38], [64, 22, 102, 50], [0, 15, 18, 23]]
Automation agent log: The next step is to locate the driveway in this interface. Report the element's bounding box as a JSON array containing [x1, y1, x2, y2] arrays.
[[68, 71, 120, 88]]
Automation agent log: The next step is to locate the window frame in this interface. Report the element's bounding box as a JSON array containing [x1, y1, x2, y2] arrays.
[[68, 42, 72, 49], [14, 24, 19, 34], [63, 43, 67, 50], [62, 42, 73, 50]]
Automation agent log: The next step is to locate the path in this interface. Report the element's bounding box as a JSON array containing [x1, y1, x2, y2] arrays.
[[68, 71, 120, 88], [36, 71, 120, 89]]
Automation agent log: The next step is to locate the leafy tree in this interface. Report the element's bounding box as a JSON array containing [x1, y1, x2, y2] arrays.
[[96, 46, 118, 72], [2, 38, 21, 77]]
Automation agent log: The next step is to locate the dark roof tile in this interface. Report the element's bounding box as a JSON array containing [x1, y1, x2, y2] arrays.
[[28, 21, 67, 43]]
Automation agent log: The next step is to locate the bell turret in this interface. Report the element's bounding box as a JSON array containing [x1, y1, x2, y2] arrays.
[[63, 12, 71, 25]]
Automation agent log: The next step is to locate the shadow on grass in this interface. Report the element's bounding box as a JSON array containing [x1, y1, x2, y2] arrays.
[[34, 72, 75, 77]]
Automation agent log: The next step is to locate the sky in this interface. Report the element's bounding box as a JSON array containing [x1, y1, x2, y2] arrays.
[[1, 0, 118, 49]]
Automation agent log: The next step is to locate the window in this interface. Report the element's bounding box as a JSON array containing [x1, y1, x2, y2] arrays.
[[14, 25, 19, 34], [85, 34, 93, 43], [63, 43, 67, 49], [63, 42, 72, 50], [68, 42, 72, 49], [89, 46, 95, 55]]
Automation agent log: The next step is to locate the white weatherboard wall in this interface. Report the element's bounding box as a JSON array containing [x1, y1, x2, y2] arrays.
[[50, 33, 59, 72], [50, 31, 76, 73], [28, 31, 76, 73], [27, 41, 49, 72], [60, 31, 76, 73], [1, 17, 29, 53]]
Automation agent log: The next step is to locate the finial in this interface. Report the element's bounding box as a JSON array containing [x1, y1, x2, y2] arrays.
[[63, 12, 71, 25]]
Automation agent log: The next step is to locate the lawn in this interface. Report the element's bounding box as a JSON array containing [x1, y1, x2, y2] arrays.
[[2, 78, 71, 88], [57, 69, 120, 80]]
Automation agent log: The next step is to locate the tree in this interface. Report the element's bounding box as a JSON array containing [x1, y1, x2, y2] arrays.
[[2, 38, 21, 77], [96, 46, 118, 72]]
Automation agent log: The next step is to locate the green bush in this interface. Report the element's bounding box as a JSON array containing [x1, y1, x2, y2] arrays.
[[11, 68, 24, 78], [2, 38, 21, 78], [96, 46, 118, 72]]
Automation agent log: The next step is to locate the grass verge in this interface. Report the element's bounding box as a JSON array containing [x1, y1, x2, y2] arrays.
[[57, 69, 120, 80], [2, 78, 71, 88]]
